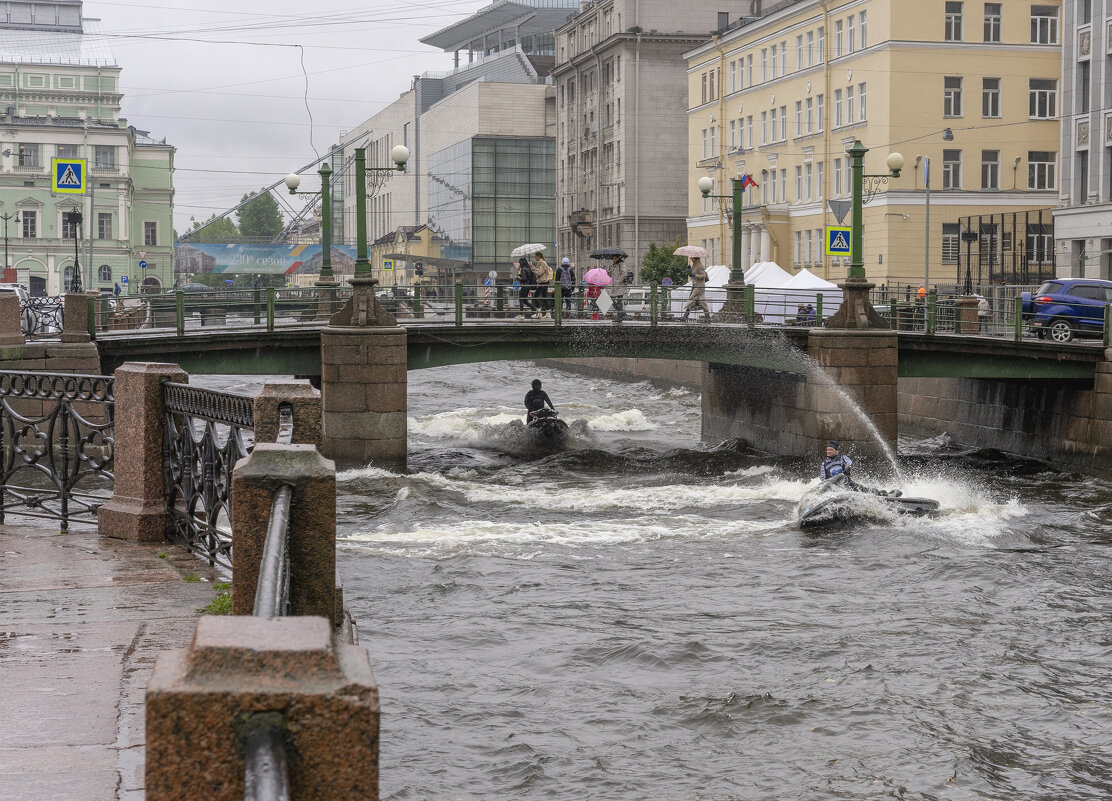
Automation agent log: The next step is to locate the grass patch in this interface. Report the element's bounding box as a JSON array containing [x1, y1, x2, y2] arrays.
[[157, 552, 168, 559], [183, 573, 202, 583], [201, 587, 233, 615]]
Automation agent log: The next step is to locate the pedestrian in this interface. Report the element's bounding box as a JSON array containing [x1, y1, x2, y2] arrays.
[[805, 303, 816, 322], [515, 257, 537, 318], [555, 257, 576, 313], [608, 253, 634, 323], [681, 257, 710, 322], [113, 282, 121, 297], [585, 271, 608, 321], [976, 294, 990, 332], [533, 251, 553, 318]]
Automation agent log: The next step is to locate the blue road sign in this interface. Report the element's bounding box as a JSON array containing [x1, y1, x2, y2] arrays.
[[139, 260, 148, 270], [120, 276, 128, 284], [662, 277, 674, 286], [825, 226, 852, 256]]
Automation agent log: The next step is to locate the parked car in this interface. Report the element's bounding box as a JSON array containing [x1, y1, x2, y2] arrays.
[[1020, 278, 1112, 342]]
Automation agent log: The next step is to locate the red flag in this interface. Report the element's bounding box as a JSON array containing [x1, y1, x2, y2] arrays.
[[739, 173, 759, 190]]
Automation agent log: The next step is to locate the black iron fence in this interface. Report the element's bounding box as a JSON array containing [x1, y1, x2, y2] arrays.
[[0, 371, 114, 528], [20, 296, 65, 338], [163, 382, 255, 570]]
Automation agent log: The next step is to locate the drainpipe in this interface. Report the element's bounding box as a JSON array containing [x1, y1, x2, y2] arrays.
[[818, 0, 831, 279], [712, 35, 727, 262], [595, 44, 603, 261], [634, 27, 641, 270]]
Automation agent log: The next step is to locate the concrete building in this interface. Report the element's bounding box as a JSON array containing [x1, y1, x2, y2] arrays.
[[685, 0, 1062, 290], [0, 0, 174, 296], [1054, 0, 1111, 279], [553, 0, 731, 272], [336, 0, 565, 285]]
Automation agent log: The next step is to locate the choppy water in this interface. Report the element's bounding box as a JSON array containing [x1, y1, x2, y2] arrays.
[[204, 364, 1112, 800]]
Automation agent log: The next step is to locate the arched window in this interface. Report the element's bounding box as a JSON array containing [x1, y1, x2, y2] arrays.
[[98, 264, 112, 281], [62, 265, 73, 284]]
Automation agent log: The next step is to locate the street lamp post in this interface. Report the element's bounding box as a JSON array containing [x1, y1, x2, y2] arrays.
[[697, 175, 748, 320], [825, 140, 904, 329], [353, 145, 409, 275], [285, 161, 335, 283], [63, 211, 82, 293], [0, 211, 14, 279]]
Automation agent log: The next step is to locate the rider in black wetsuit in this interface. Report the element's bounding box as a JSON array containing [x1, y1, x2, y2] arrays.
[[524, 379, 555, 423]]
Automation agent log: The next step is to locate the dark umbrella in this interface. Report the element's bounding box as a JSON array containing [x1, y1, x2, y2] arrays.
[[588, 247, 629, 259]]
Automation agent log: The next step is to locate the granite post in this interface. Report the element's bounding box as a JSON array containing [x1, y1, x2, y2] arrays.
[[230, 444, 337, 623], [252, 381, 322, 447], [320, 275, 407, 466], [98, 362, 188, 541], [0, 292, 25, 346], [145, 616, 379, 801]]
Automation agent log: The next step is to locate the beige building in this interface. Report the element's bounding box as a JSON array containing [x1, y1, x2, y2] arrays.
[[553, 0, 732, 273], [686, 0, 1063, 289]]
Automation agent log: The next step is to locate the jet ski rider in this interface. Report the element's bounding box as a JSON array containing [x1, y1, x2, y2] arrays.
[[524, 379, 555, 424], [820, 441, 899, 496]]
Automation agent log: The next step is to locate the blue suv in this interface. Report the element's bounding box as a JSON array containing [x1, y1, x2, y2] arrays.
[[1021, 278, 1112, 343]]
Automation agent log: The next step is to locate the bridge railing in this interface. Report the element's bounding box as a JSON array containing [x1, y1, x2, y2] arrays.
[[90, 285, 352, 336], [20, 296, 65, 338], [0, 370, 114, 529]]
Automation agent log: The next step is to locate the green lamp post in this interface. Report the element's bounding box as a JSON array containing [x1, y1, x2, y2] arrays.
[[825, 140, 904, 329], [285, 161, 335, 283], [697, 175, 749, 321], [352, 145, 410, 275]]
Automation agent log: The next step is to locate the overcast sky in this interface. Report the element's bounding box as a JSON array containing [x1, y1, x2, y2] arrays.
[[84, 0, 491, 235]]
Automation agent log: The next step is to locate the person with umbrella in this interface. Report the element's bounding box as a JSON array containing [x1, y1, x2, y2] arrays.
[[533, 250, 553, 318], [582, 263, 612, 321], [515, 256, 538, 318], [607, 253, 634, 323], [681, 255, 710, 322]]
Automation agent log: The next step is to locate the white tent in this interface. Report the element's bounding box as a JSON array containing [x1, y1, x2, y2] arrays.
[[668, 263, 732, 314], [776, 268, 844, 324]]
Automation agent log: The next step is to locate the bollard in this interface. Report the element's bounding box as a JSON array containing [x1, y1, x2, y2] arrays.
[[927, 290, 937, 334], [816, 293, 823, 326], [175, 291, 185, 337], [253, 288, 262, 325], [650, 284, 658, 327], [454, 281, 463, 327], [743, 284, 755, 326], [413, 284, 422, 318], [554, 283, 562, 326], [1014, 295, 1023, 342]]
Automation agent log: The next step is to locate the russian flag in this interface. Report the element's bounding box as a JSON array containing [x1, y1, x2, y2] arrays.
[[739, 173, 759, 190]]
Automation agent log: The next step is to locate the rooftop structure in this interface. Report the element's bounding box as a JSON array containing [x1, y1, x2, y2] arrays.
[[421, 0, 576, 66]]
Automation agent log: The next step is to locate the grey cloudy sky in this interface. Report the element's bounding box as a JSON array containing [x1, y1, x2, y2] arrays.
[[84, 0, 490, 234]]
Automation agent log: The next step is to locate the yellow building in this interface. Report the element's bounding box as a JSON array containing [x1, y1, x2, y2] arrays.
[[686, 0, 1062, 289], [369, 225, 449, 288]]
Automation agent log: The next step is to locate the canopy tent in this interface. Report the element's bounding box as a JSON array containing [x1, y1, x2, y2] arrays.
[[664, 262, 843, 322]]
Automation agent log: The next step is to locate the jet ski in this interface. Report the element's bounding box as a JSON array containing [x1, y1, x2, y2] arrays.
[[525, 408, 570, 447], [796, 473, 940, 529]]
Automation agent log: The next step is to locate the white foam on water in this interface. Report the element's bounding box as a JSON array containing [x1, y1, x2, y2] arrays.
[[340, 514, 783, 557], [724, 465, 777, 479], [587, 408, 657, 431]]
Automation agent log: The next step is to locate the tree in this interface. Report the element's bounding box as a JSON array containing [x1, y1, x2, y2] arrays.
[[236, 189, 284, 238], [184, 213, 239, 243], [639, 237, 690, 286]]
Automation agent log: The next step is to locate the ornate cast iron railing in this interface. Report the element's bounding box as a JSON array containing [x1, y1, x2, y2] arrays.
[[20, 297, 65, 338], [163, 382, 255, 570], [0, 371, 114, 529]]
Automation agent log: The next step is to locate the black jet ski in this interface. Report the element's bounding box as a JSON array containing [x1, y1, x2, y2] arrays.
[[797, 474, 940, 529], [526, 408, 570, 446]]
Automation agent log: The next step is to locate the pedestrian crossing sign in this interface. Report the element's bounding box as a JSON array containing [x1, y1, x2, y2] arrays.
[[825, 225, 852, 256], [52, 158, 87, 194], [382, 258, 394, 271]]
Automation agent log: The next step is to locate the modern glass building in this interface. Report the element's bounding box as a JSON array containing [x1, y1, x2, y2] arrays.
[[427, 136, 556, 279]]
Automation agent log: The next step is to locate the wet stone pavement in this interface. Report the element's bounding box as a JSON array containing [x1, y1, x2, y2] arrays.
[[0, 523, 215, 801]]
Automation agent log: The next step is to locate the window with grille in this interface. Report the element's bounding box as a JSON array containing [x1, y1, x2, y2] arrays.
[[942, 224, 960, 264]]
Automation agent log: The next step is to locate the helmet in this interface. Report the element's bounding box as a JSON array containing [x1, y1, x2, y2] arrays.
[[531, 379, 542, 390]]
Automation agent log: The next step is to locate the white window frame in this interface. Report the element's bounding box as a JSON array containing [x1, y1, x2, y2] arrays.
[[1030, 5, 1058, 44], [859, 11, 868, 48], [981, 149, 1000, 190], [834, 19, 843, 57], [984, 3, 1001, 42], [858, 82, 867, 121], [143, 221, 158, 247], [942, 149, 962, 189], [1028, 79, 1057, 118], [944, 76, 963, 117], [795, 101, 803, 136], [945, 2, 964, 41], [982, 77, 1001, 118], [834, 88, 844, 127], [1027, 151, 1056, 189]]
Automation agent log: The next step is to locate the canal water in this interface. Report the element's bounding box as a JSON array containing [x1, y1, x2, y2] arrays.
[[208, 364, 1112, 800]]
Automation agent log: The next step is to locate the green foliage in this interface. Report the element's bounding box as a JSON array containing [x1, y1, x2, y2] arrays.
[[157, 551, 168, 559], [201, 584, 232, 615], [639, 237, 690, 286], [183, 573, 202, 583], [184, 213, 239, 243], [236, 189, 284, 238]]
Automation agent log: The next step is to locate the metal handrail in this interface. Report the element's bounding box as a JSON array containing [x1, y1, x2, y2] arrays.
[[244, 402, 296, 800]]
